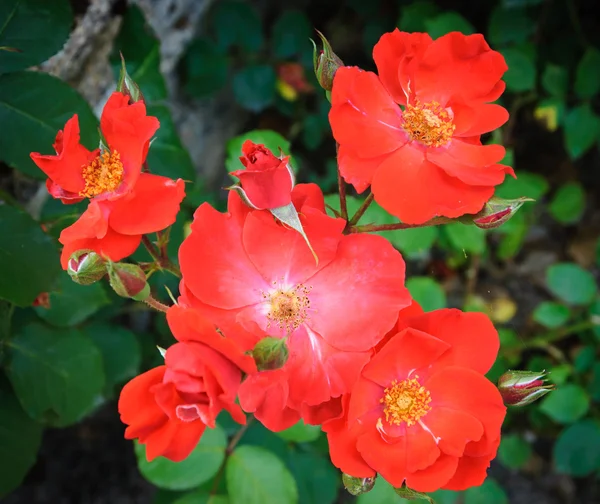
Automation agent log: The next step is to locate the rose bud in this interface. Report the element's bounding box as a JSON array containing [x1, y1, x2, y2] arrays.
[[498, 370, 554, 406], [471, 196, 533, 230], [342, 474, 376, 496], [311, 30, 344, 94], [117, 53, 144, 103], [67, 249, 107, 285], [252, 336, 289, 371], [107, 261, 150, 301], [229, 140, 294, 210]]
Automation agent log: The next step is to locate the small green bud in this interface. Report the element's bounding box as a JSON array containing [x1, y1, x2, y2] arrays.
[[117, 53, 144, 103], [252, 336, 289, 371], [311, 30, 344, 93], [471, 196, 533, 230], [394, 484, 435, 502], [342, 474, 376, 496], [498, 370, 554, 407], [67, 249, 107, 285], [107, 261, 150, 301]]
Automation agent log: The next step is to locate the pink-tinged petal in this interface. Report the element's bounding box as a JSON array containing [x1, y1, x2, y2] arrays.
[[30, 116, 94, 194], [307, 233, 410, 352], [46, 179, 84, 204], [408, 310, 500, 375], [100, 92, 159, 187], [362, 328, 450, 387], [179, 203, 268, 309], [373, 30, 432, 106], [242, 207, 345, 286], [404, 454, 459, 493], [329, 67, 406, 158], [338, 146, 387, 194], [371, 146, 494, 224], [420, 407, 484, 457], [286, 326, 371, 408], [452, 103, 509, 136], [109, 173, 185, 235]]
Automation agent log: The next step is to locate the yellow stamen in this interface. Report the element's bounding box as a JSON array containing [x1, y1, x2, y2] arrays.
[[80, 150, 124, 198], [402, 101, 455, 147], [264, 283, 311, 332], [380, 377, 431, 427]]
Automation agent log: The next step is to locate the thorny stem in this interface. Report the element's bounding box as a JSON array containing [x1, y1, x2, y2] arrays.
[[338, 169, 348, 221], [349, 216, 453, 233], [348, 193, 374, 227], [143, 295, 170, 313], [210, 416, 255, 495], [142, 234, 182, 278]]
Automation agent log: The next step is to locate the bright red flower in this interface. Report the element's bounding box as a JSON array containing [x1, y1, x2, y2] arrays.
[[230, 141, 294, 210], [178, 183, 411, 430], [329, 30, 514, 224], [30, 92, 186, 268], [324, 308, 505, 492], [118, 306, 256, 461]]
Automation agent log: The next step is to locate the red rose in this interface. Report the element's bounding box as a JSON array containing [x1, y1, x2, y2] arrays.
[[329, 30, 514, 224], [230, 140, 294, 209], [177, 183, 411, 430], [30, 92, 185, 268], [118, 306, 256, 461], [324, 308, 506, 492]]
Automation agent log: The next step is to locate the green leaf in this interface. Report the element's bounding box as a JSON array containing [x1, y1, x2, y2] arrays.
[[546, 262, 597, 306], [0, 0, 72, 73], [564, 104, 600, 160], [211, 1, 263, 53], [406, 277, 446, 311], [541, 64, 568, 98], [0, 71, 98, 178], [233, 64, 276, 112], [136, 425, 227, 490], [5, 323, 105, 426], [501, 47, 536, 92], [85, 322, 141, 392], [443, 223, 486, 254], [271, 10, 312, 59], [146, 104, 195, 181], [0, 380, 43, 497], [398, 1, 439, 32], [495, 171, 549, 200], [488, 6, 533, 46], [111, 5, 167, 103], [498, 434, 532, 469], [173, 492, 229, 504], [0, 205, 61, 306], [34, 271, 109, 327], [225, 130, 292, 174], [554, 420, 600, 476], [425, 12, 474, 38], [276, 420, 321, 443], [386, 227, 438, 259], [226, 445, 298, 504], [575, 48, 600, 99], [357, 478, 400, 504], [286, 449, 339, 504], [548, 182, 586, 224], [181, 38, 228, 98], [532, 301, 571, 329], [540, 384, 590, 424], [574, 345, 596, 374], [464, 479, 508, 504]]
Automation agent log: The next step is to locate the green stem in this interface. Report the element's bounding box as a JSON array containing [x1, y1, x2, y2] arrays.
[[349, 216, 453, 233], [142, 234, 181, 278], [530, 320, 596, 348], [143, 295, 170, 313], [348, 193, 374, 227], [337, 169, 348, 221]]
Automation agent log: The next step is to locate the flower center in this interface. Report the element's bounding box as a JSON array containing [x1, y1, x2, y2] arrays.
[[265, 283, 311, 332], [380, 377, 431, 427], [80, 150, 124, 198], [402, 101, 455, 147]]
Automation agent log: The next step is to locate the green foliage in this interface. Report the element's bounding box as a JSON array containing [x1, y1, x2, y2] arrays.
[[172, 492, 229, 504], [406, 277, 446, 311], [546, 263, 597, 306], [488, 6, 533, 46], [211, 1, 263, 53], [286, 449, 339, 504], [548, 182, 586, 224], [135, 425, 227, 490], [276, 420, 321, 443], [575, 48, 600, 99], [498, 434, 532, 469], [425, 12, 474, 38], [554, 421, 600, 476], [501, 47, 536, 92], [182, 38, 229, 98], [225, 130, 292, 174], [564, 104, 600, 160], [532, 301, 571, 329], [0, 0, 72, 73], [541, 64, 568, 98], [271, 10, 312, 60], [398, 1, 439, 32], [540, 384, 590, 424], [356, 478, 400, 504], [226, 445, 298, 504], [0, 205, 61, 306], [0, 71, 98, 178], [443, 223, 486, 255], [233, 65, 277, 112], [464, 479, 508, 504], [5, 323, 105, 427]]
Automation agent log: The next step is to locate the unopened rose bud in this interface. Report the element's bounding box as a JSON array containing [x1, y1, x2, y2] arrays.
[[312, 30, 344, 94], [342, 474, 376, 496], [67, 249, 107, 285], [498, 370, 554, 407], [107, 261, 150, 301], [252, 336, 289, 371], [471, 196, 533, 230], [117, 53, 144, 103]]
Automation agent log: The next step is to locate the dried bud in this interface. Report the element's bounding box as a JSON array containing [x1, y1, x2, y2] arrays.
[[471, 196, 533, 230], [342, 474, 376, 496], [117, 53, 144, 103], [312, 30, 344, 94], [67, 249, 107, 285], [252, 336, 289, 371], [498, 370, 554, 407], [107, 261, 150, 301]]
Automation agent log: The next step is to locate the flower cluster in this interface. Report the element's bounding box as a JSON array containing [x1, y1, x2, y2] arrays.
[[30, 29, 544, 497]]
